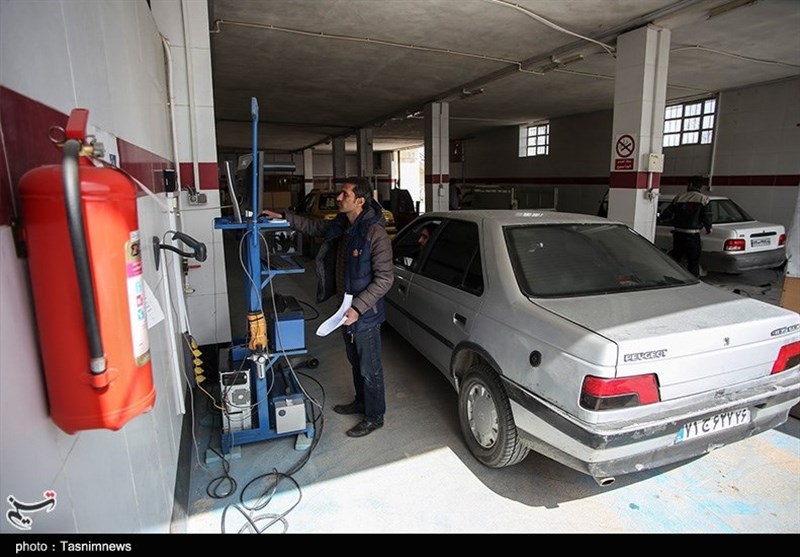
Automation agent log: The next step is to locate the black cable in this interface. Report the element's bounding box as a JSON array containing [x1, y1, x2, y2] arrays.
[[222, 471, 300, 534], [205, 446, 238, 500], [296, 299, 321, 320], [219, 373, 325, 533]]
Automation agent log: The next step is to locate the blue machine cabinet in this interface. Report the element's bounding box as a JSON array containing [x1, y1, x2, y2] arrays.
[[213, 98, 314, 455]]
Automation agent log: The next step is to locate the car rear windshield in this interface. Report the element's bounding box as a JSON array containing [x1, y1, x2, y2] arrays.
[[710, 199, 754, 224], [505, 223, 697, 297]]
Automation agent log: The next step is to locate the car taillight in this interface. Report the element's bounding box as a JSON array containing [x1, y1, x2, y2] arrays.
[[724, 239, 746, 252], [771, 341, 800, 374], [580, 374, 660, 410], [778, 233, 786, 246]]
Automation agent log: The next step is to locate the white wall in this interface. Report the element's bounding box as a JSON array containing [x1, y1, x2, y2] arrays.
[[152, 0, 229, 347], [312, 152, 360, 179], [0, 0, 187, 533], [660, 77, 800, 228], [457, 78, 799, 230]]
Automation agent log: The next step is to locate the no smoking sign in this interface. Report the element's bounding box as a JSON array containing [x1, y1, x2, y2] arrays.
[[614, 134, 635, 170]]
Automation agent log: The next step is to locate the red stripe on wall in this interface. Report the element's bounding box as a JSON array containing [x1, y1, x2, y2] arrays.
[[609, 172, 660, 189], [0, 135, 11, 226], [657, 174, 799, 187], [118, 140, 172, 195], [0, 86, 180, 224], [178, 162, 219, 191], [461, 176, 610, 185], [462, 175, 798, 188], [424, 174, 450, 184], [0, 87, 68, 226]]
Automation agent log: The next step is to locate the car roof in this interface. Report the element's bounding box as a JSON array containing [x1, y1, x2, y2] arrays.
[[420, 210, 618, 226], [659, 193, 728, 201]]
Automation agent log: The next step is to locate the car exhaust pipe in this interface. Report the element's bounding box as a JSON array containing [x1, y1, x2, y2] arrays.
[[594, 476, 615, 487]]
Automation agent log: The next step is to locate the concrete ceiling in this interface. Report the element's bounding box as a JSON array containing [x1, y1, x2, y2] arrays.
[[208, 0, 800, 154]]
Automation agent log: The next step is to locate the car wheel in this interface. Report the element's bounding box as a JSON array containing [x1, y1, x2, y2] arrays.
[[458, 364, 529, 468]]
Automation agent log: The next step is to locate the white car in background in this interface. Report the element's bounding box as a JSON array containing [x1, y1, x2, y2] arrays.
[[655, 194, 786, 274]]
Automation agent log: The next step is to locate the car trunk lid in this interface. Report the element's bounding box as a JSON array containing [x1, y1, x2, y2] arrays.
[[533, 283, 799, 400], [715, 222, 784, 253]]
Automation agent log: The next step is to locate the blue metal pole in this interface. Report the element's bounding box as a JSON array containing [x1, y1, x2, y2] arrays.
[[248, 98, 261, 313]]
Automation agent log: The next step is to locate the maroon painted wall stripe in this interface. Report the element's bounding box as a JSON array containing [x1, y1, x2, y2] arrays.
[[460, 176, 609, 185], [0, 87, 68, 227], [424, 174, 450, 184], [0, 134, 11, 226], [459, 174, 798, 188], [0, 86, 181, 227], [119, 140, 172, 195], [178, 162, 219, 191], [608, 171, 661, 189]]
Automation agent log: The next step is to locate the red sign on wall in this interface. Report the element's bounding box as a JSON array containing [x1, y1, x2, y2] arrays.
[[615, 158, 634, 170]]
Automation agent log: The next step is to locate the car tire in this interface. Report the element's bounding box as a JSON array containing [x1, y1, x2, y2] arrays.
[[458, 364, 529, 468]]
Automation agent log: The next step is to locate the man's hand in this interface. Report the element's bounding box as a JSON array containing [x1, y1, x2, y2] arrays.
[[343, 307, 360, 326], [261, 209, 283, 219]]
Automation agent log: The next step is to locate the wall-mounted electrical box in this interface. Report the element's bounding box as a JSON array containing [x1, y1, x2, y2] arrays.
[[646, 153, 664, 173]]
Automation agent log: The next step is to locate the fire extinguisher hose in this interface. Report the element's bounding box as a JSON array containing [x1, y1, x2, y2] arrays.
[[62, 139, 107, 375]]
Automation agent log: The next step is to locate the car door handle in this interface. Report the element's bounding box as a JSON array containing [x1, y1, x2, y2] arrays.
[[453, 313, 467, 326], [398, 285, 407, 294]]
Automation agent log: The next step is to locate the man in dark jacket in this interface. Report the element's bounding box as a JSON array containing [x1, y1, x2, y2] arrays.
[[263, 177, 393, 437], [671, 175, 713, 277]]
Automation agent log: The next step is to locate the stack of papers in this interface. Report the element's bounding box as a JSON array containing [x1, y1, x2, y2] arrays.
[[316, 294, 353, 336]]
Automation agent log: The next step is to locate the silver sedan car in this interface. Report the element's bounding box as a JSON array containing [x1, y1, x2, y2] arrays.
[[386, 210, 800, 485]]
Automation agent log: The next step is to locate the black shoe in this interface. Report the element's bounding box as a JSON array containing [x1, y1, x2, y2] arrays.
[[346, 419, 384, 438], [333, 401, 364, 415]]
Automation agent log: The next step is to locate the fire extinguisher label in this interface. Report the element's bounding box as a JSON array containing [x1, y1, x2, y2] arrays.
[[126, 231, 151, 367]]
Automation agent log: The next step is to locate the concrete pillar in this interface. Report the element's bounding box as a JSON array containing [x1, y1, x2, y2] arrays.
[[608, 25, 670, 242], [424, 102, 450, 213], [333, 136, 346, 186], [303, 148, 314, 194], [357, 128, 374, 178]]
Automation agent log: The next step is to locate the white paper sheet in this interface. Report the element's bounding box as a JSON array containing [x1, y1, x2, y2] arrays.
[[143, 279, 165, 329], [316, 294, 353, 336]]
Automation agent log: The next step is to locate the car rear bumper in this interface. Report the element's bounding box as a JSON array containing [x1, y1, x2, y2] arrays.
[[503, 369, 800, 481], [702, 247, 786, 273]]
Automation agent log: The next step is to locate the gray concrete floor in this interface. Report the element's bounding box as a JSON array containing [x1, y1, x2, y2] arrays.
[[184, 242, 800, 533]]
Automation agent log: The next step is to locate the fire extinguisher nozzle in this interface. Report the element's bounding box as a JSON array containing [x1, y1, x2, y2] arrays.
[[90, 356, 107, 374]]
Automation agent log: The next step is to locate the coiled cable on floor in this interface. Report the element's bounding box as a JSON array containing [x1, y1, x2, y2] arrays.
[[217, 372, 325, 533], [206, 446, 238, 500], [223, 469, 301, 534]]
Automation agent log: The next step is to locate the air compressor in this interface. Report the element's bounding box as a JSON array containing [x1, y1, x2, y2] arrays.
[[19, 108, 155, 434]]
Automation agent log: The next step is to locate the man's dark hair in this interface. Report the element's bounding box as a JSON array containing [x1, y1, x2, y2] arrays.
[[344, 176, 374, 201], [689, 175, 704, 190], [421, 222, 437, 235]]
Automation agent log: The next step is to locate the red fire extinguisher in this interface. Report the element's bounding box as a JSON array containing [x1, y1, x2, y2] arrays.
[[19, 108, 155, 434]]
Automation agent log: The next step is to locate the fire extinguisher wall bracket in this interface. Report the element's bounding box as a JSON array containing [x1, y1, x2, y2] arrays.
[[88, 367, 118, 389], [10, 216, 28, 258]]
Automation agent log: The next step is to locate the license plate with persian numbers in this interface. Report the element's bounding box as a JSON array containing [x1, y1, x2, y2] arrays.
[[751, 237, 771, 247], [674, 408, 751, 444]]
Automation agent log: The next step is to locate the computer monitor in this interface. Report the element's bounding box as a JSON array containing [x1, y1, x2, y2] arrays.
[[224, 160, 242, 223]]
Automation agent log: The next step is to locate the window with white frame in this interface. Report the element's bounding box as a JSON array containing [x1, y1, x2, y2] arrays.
[[663, 98, 716, 147], [519, 122, 549, 157]]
